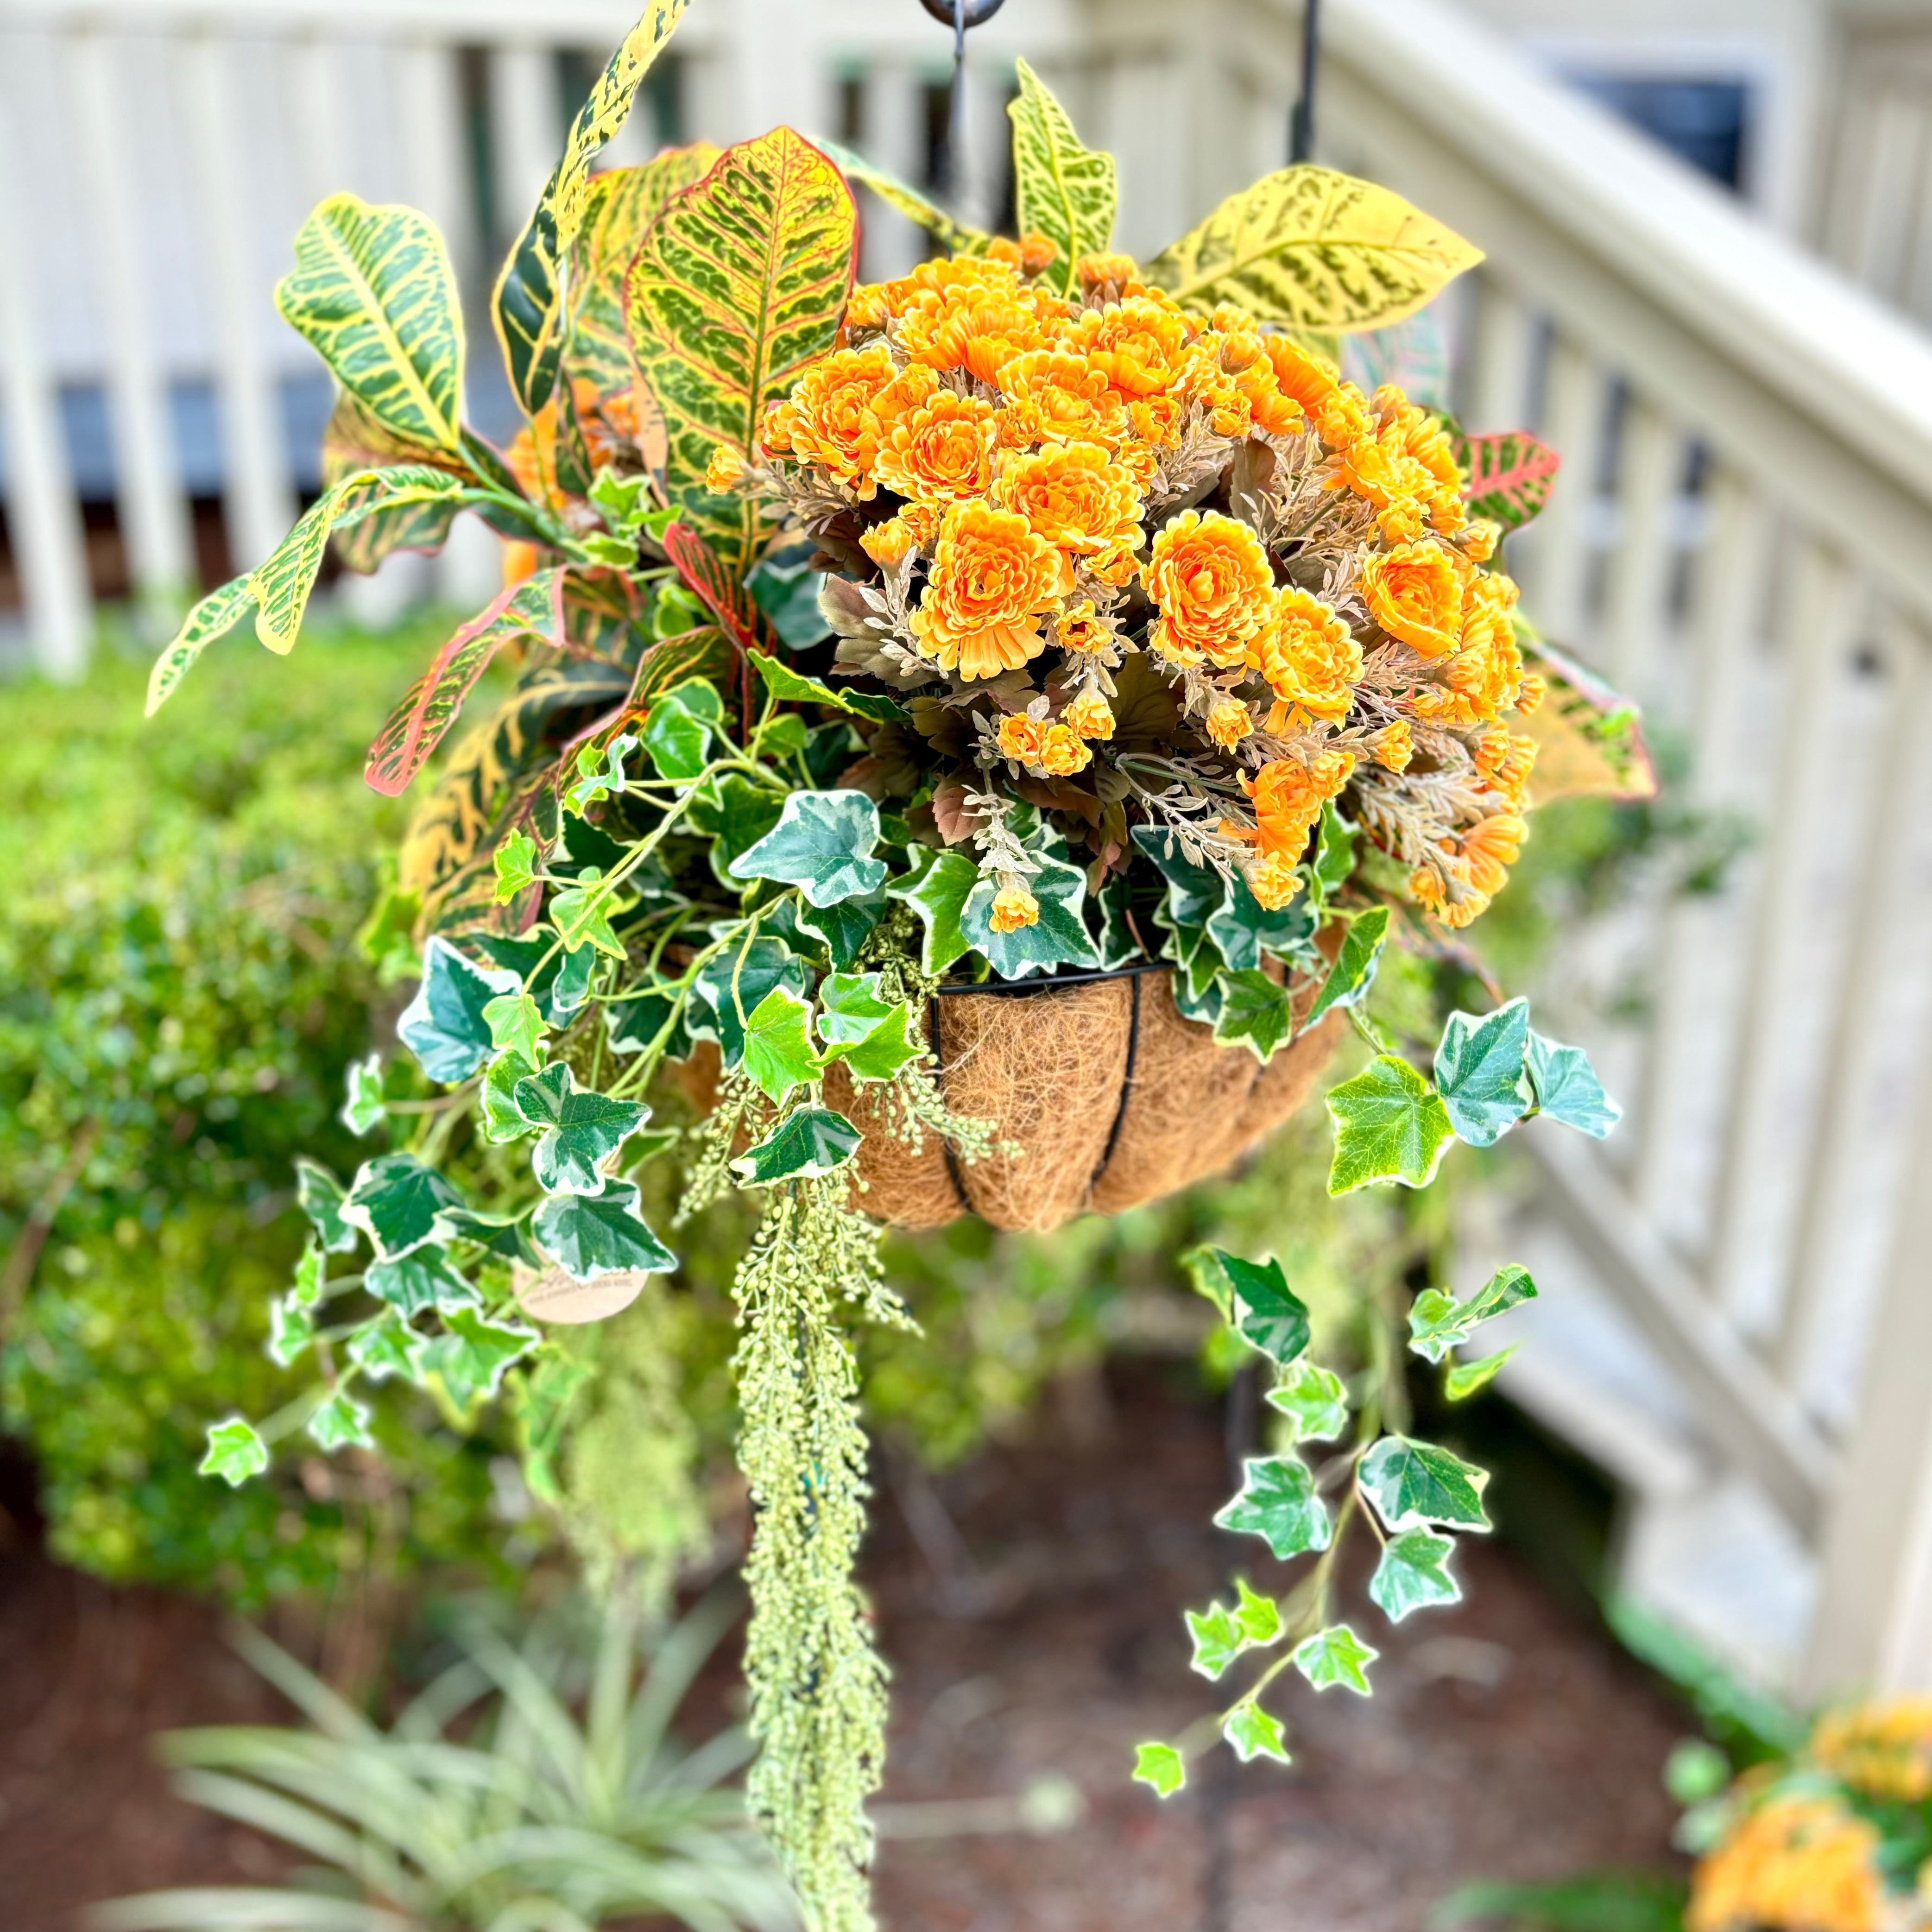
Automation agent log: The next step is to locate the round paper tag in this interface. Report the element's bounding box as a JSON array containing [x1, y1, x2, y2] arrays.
[[515, 1263, 648, 1325]]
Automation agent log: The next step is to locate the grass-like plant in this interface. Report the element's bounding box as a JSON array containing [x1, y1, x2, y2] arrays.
[[89, 1595, 797, 1932]]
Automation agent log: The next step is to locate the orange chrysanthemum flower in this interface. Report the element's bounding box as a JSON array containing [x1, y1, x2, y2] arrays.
[[1515, 670, 1547, 715], [1371, 719, 1414, 772], [871, 388, 998, 505], [997, 713, 1047, 764], [1413, 585, 1525, 726], [909, 502, 1066, 681], [1247, 587, 1361, 726], [898, 292, 1057, 387], [859, 511, 928, 567], [1237, 750, 1355, 861], [761, 344, 899, 489], [1065, 297, 1195, 398], [1205, 698, 1254, 748], [1460, 518, 1500, 563], [1687, 1798, 1884, 1932], [989, 884, 1041, 933], [1248, 851, 1303, 911], [1332, 433, 1433, 543], [996, 349, 1130, 448], [1461, 813, 1526, 898], [1361, 541, 1465, 659], [704, 444, 747, 492], [1039, 723, 1092, 776], [1064, 689, 1115, 740], [1262, 337, 1370, 446], [1075, 253, 1146, 298], [1055, 600, 1115, 655], [994, 441, 1144, 575], [1143, 509, 1277, 667], [1474, 725, 1538, 808]]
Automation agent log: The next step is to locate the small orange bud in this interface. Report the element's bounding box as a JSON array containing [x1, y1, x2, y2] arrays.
[[1039, 722, 1092, 776], [1064, 690, 1115, 741], [1019, 232, 1060, 277], [989, 884, 1040, 933], [1249, 852, 1303, 911], [502, 540, 540, 589], [1372, 719, 1414, 772], [1205, 699, 1253, 748]]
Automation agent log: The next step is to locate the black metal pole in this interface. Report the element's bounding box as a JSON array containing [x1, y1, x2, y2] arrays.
[[1289, 0, 1321, 164], [949, 0, 968, 206]]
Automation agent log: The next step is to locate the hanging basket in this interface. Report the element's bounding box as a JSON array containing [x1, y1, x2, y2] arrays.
[[823, 961, 1345, 1233]]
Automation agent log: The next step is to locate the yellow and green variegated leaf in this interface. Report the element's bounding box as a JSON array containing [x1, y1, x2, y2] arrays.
[[277, 195, 466, 453], [814, 136, 992, 257], [250, 465, 472, 655], [322, 391, 469, 571], [1008, 58, 1116, 297], [565, 143, 721, 416], [625, 126, 856, 573], [1144, 164, 1484, 330], [145, 575, 259, 716], [494, 0, 694, 418]]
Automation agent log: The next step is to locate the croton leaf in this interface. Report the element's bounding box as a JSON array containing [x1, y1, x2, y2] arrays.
[[366, 1246, 479, 1317], [1212, 1250, 1311, 1366], [732, 1105, 864, 1186], [295, 1158, 358, 1255], [1008, 57, 1118, 297], [1527, 1030, 1622, 1138], [1214, 968, 1297, 1062], [307, 1389, 376, 1452], [199, 1417, 268, 1486], [814, 135, 991, 256], [1368, 1527, 1462, 1621], [1132, 1743, 1187, 1798], [1408, 1263, 1537, 1364], [625, 126, 856, 571], [889, 846, 979, 976], [1265, 1359, 1350, 1443], [366, 571, 565, 797], [962, 855, 1102, 980], [747, 648, 909, 725], [1456, 430, 1561, 531], [1326, 1054, 1455, 1195], [532, 1177, 677, 1282], [1214, 1453, 1331, 1559], [1433, 998, 1534, 1149], [738, 988, 825, 1103], [643, 677, 722, 782], [1292, 1624, 1378, 1695], [1357, 1435, 1492, 1532], [493, 0, 694, 417], [1144, 164, 1483, 329], [341, 1152, 465, 1261], [728, 789, 887, 907], [397, 936, 521, 1083], [420, 1306, 539, 1412], [508, 1062, 650, 1195], [145, 577, 257, 716], [1303, 906, 1389, 1029], [1223, 1704, 1291, 1766], [663, 521, 769, 656]]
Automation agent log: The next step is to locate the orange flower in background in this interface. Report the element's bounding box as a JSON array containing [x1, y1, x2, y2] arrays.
[[871, 388, 998, 505], [1066, 297, 1194, 398], [1205, 698, 1254, 748], [705, 445, 746, 492], [1247, 587, 1361, 725], [1413, 584, 1526, 725], [1143, 510, 1277, 666], [1372, 719, 1413, 771], [994, 442, 1144, 573], [1040, 723, 1092, 775], [1237, 750, 1355, 861], [1361, 541, 1465, 658], [1333, 432, 1434, 543], [1460, 813, 1526, 897], [989, 883, 1040, 932], [502, 539, 541, 589], [1687, 1798, 1884, 1932], [1460, 518, 1500, 562], [1474, 726, 1538, 808], [996, 349, 1130, 448], [859, 511, 927, 568], [1515, 670, 1547, 715], [909, 502, 1066, 681], [997, 713, 1048, 764], [1814, 1701, 1932, 1803], [1064, 689, 1115, 740], [762, 344, 898, 489], [1075, 253, 1146, 297]]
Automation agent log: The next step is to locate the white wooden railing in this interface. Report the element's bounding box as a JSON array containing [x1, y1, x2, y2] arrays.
[[6, 0, 1932, 1698]]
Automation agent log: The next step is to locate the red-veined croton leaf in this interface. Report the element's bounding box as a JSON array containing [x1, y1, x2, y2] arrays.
[[365, 568, 565, 796], [662, 521, 770, 654], [1456, 430, 1560, 530]]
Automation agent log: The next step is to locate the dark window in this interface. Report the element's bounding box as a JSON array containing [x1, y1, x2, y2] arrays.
[[1566, 73, 1753, 190]]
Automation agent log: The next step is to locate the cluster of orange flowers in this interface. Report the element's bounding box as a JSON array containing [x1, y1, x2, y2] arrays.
[[1688, 1797, 1887, 1932], [1813, 1700, 1932, 1805], [729, 240, 1545, 931]]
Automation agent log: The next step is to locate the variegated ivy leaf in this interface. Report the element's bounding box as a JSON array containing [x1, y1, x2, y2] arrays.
[[365, 1246, 480, 1317], [1214, 968, 1297, 1062], [341, 1054, 387, 1137], [290, 1243, 326, 1310], [732, 1105, 863, 1186], [747, 648, 910, 725], [962, 854, 1102, 980], [1527, 1030, 1623, 1138], [295, 1159, 357, 1255], [483, 991, 548, 1068], [817, 972, 921, 1083], [493, 828, 541, 905], [265, 1295, 316, 1369], [420, 1307, 538, 1412], [1408, 1263, 1537, 1364], [277, 193, 466, 452], [1325, 1054, 1455, 1195], [1144, 164, 1483, 329], [1368, 1527, 1461, 1622], [548, 870, 628, 960], [482, 1050, 540, 1143], [398, 936, 521, 1083], [1132, 1743, 1186, 1797], [728, 789, 887, 908], [1133, 824, 1224, 930], [796, 889, 886, 971], [889, 846, 978, 976], [1303, 906, 1389, 1029], [1212, 1250, 1311, 1366], [341, 1152, 465, 1262], [199, 1417, 268, 1486], [739, 988, 825, 1104], [565, 731, 641, 816], [1234, 1577, 1283, 1645], [1209, 873, 1316, 974], [643, 678, 723, 781], [690, 771, 786, 885], [1433, 998, 1534, 1148], [1008, 58, 1118, 298], [532, 1177, 677, 1283], [347, 1316, 428, 1385], [307, 1389, 376, 1452], [1214, 1453, 1331, 1559], [1186, 1603, 1244, 1680], [1266, 1359, 1350, 1443], [1292, 1624, 1378, 1695], [1357, 1435, 1492, 1533], [1446, 1347, 1516, 1401], [1223, 1704, 1291, 1766], [511, 1062, 650, 1194], [689, 937, 813, 1068]]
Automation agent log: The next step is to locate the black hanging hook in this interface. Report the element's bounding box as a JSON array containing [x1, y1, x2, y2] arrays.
[[916, 0, 1008, 207], [1289, 0, 1321, 164]]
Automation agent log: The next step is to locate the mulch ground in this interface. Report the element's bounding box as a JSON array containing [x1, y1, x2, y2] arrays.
[[0, 1364, 1689, 1932]]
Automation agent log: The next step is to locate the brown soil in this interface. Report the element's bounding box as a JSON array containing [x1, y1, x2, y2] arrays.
[[0, 1366, 1689, 1932]]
